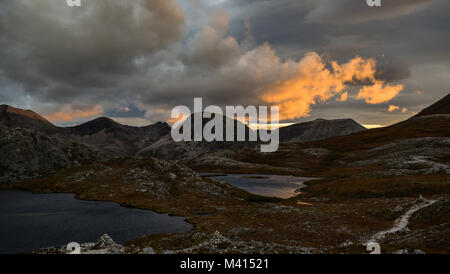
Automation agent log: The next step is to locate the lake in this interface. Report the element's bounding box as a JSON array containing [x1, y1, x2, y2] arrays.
[[0, 190, 192, 254], [201, 173, 315, 199]]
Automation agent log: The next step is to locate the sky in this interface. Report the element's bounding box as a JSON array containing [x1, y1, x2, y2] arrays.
[[0, 0, 449, 128]]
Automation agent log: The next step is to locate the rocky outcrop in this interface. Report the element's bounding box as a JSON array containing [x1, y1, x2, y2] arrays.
[[161, 231, 318, 254], [34, 234, 125, 254], [36, 230, 430, 254], [34, 232, 318, 254], [392, 249, 426, 254], [346, 137, 450, 176]]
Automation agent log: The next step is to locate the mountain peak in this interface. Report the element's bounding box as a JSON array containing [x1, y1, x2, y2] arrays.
[[68, 116, 123, 135], [90, 116, 119, 124], [0, 104, 50, 123]]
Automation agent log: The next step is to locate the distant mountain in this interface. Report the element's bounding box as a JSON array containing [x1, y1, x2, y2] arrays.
[[0, 105, 170, 183], [413, 93, 450, 118], [0, 105, 170, 156], [279, 118, 366, 143], [305, 114, 450, 152], [138, 113, 257, 160], [66, 117, 123, 136], [64, 117, 170, 155], [140, 115, 368, 159]]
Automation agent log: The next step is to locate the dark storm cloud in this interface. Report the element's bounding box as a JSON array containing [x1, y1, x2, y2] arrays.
[[225, 0, 448, 60], [305, 0, 435, 24], [0, 0, 448, 126], [0, 0, 185, 111], [0, 0, 275, 121], [375, 58, 412, 84]]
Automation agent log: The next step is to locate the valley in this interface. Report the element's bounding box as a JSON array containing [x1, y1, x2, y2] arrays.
[[0, 94, 449, 254]]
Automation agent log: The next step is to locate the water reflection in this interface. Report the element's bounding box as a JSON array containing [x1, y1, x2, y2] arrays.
[[201, 173, 315, 199], [0, 190, 192, 254]]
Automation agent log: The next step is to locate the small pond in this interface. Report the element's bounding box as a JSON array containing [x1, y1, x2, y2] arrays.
[[201, 173, 315, 199], [0, 190, 192, 254]]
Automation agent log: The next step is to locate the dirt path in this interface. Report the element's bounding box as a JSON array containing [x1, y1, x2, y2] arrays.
[[365, 197, 439, 245]]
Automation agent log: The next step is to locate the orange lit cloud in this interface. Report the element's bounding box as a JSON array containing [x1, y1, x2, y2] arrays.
[[388, 105, 408, 113], [167, 114, 188, 125], [388, 105, 400, 112], [357, 80, 404, 104], [261, 52, 403, 120], [338, 92, 348, 102], [44, 105, 104, 122]]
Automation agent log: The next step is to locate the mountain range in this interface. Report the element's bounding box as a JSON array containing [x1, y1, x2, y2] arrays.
[[0, 105, 367, 160], [1, 93, 449, 183], [0, 105, 171, 156]]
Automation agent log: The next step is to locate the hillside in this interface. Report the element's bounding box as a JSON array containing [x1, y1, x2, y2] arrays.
[[311, 114, 450, 153], [0, 126, 109, 184], [413, 93, 450, 118]]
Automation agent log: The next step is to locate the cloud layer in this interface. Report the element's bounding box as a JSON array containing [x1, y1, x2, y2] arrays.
[[306, 0, 435, 24], [0, 0, 448, 126]]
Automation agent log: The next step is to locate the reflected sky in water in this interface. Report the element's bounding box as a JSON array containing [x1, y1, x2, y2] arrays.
[[201, 173, 315, 199]]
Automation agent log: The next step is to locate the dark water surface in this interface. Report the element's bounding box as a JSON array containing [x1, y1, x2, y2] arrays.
[[0, 190, 192, 254], [201, 173, 315, 199]]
